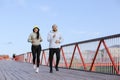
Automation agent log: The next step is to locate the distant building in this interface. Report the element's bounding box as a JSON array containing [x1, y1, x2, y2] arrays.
[[100, 45, 120, 63], [0, 55, 10, 60]]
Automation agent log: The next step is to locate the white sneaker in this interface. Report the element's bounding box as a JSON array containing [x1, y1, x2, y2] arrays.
[[36, 68, 39, 73], [33, 65, 36, 69]]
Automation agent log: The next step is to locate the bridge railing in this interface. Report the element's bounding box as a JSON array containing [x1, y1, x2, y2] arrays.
[[15, 34, 120, 75]]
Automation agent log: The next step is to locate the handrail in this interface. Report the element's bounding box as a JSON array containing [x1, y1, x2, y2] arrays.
[[62, 33, 120, 47], [15, 33, 120, 75]]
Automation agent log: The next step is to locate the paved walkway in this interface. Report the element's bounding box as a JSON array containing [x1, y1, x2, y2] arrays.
[[0, 60, 119, 80]]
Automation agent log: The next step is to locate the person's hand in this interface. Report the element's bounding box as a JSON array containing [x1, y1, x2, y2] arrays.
[[53, 34, 56, 38], [55, 40, 60, 44], [40, 39, 43, 42], [32, 40, 35, 43]]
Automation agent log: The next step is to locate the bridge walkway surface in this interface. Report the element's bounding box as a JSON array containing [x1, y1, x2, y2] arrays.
[[0, 60, 119, 80]]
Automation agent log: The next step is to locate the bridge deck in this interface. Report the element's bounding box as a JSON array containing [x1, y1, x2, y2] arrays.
[[0, 60, 119, 80]]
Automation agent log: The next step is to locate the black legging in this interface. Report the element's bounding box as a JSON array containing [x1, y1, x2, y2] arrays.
[[31, 45, 41, 67], [49, 48, 60, 70]]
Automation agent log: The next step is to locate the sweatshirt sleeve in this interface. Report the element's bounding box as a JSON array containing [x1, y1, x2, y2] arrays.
[[28, 34, 32, 42], [39, 34, 43, 42], [47, 32, 51, 42]]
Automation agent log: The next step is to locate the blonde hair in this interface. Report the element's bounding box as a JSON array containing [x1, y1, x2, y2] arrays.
[[52, 24, 57, 28]]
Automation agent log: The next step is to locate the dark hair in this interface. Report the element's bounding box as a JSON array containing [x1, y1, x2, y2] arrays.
[[13, 54, 16, 58], [33, 28, 39, 39]]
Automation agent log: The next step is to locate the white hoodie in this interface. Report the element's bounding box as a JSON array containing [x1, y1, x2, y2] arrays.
[[47, 31, 63, 48]]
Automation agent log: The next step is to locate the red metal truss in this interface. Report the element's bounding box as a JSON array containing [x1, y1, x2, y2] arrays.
[[40, 51, 44, 64], [27, 52, 32, 63], [60, 47, 68, 68], [41, 50, 47, 65], [90, 39, 119, 74], [69, 45, 77, 68], [90, 40, 102, 71], [76, 44, 86, 70], [68, 44, 86, 70], [102, 40, 119, 74]]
